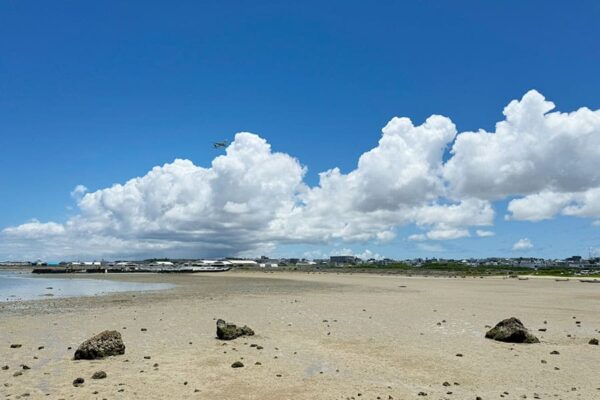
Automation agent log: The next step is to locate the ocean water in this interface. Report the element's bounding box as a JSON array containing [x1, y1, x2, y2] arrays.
[[0, 271, 173, 302]]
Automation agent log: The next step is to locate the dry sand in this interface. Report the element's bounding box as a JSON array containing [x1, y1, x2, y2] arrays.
[[1, 271, 599, 399]]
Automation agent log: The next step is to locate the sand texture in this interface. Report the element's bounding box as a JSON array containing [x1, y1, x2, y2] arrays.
[[1, 271, 600, 399]]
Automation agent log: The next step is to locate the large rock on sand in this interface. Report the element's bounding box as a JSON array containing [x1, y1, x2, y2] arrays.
[[74, 330, 125, 360], [216, 319, 255, 340], [485, 317, 539, 343]]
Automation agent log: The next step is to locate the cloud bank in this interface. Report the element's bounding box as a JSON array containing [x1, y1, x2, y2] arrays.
[[2, 90, 600, 259]]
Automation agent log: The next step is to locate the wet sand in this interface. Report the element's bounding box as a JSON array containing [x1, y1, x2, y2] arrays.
[[1, 271, 599, 399]]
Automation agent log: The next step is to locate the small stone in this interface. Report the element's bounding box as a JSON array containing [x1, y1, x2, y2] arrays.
[[589, 338, 599, 345], [91, 371, 107, 379], [72, 377, 85, 387], [10, 344, 22, 349], [231, 361, 244, 368]]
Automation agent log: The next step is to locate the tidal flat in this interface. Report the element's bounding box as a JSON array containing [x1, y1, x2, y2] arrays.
[[1, 271, 599, 399]]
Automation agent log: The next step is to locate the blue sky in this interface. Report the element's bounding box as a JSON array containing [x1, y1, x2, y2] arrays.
[[1, 1, 600, 261]]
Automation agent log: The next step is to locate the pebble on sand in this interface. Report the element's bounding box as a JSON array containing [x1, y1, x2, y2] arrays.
[[91, 371, 107, 379], [72, 377, 85, 387]]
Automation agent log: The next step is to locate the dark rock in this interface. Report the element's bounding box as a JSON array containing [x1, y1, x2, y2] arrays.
[[231, 361, 244, 368], [1, 365, 8, 370], [74, 330, 125, 360], [10, 344, 22, 349], [72, 377, 84, 387], [91, 371, 107, 379], [589, 338, 599, 345], [216, 319, 255, 340], [485, 317, 539, 343]]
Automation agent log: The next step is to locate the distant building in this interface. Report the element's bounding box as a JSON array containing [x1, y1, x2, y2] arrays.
[[257, 258, 279, 268], [329, 256, 358, 265]]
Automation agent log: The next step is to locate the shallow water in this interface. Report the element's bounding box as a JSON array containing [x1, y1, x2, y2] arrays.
[[0, 271, 173, 302]]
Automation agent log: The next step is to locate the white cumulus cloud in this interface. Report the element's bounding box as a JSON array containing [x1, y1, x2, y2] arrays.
[[70, 184, 88, 199], [444, 90, 600, 201], [2, 90, 600, 259], [512, 238, 534, 251]]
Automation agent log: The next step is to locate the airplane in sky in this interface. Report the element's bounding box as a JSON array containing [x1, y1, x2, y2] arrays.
[[213, 140, 229, 149]]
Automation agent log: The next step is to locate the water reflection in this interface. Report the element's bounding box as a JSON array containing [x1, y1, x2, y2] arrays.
[[0, 272, 173, 302]]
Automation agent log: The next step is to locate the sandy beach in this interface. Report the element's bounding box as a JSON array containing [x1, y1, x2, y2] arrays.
[[1, 271, 600, 399]]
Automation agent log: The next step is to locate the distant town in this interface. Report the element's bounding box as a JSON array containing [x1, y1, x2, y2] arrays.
[[1, 255, 600, 277]]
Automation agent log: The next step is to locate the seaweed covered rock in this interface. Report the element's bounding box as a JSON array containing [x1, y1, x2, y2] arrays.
[[74, 330, 125, 360], [485, 317, 539, 343], [216, 319, 255, 340]]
